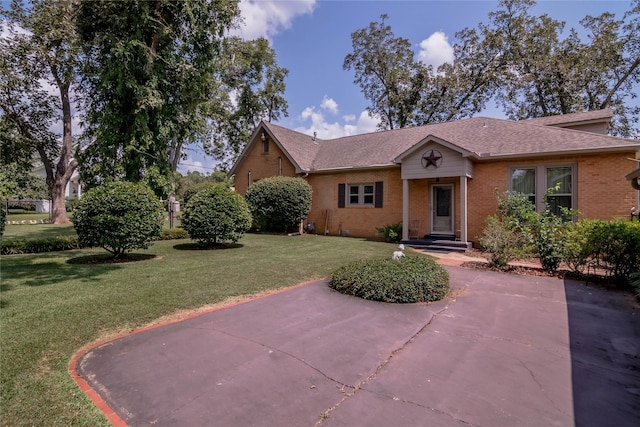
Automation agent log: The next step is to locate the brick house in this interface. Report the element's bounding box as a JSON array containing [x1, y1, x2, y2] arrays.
[[229, 110, 640, 248]]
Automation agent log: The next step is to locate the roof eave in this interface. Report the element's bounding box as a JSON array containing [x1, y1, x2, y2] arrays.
[[471, 145, 640, 161], [306, 164, 399, 174]]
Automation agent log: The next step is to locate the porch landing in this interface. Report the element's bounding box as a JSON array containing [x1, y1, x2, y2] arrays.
[[402, 235, 472, 253]]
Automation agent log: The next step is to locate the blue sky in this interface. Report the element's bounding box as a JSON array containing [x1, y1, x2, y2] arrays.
[[178, 0, 633, 173], [1, 0, 633, 174]]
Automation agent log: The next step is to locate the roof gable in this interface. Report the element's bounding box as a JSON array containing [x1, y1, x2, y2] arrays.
[[229, 111, 639, 175]]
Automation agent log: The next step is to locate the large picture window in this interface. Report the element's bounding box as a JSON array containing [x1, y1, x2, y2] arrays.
[[510, 168, 536, 205], [509, 164, 575, 215]]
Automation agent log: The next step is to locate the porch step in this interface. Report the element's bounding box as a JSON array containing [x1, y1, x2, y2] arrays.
[[402, 236, 471, 253]]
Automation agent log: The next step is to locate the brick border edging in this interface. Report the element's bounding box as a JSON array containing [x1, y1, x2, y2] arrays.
[[67, 279, 321, 426]]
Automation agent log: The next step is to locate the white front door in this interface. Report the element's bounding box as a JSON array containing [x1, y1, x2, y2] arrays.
[[430, 184, 454, 235]]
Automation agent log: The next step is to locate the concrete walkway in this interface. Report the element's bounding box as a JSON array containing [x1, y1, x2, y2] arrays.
[[74, 265, 640, 427]]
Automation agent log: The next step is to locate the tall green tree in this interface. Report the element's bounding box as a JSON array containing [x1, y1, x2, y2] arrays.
[[487, 0, 640, 136], [343, 14, 422, 130], [344, 14, 497, 130], [206, 37, 289, 170], [345, 1, 640, 136], [0, 0, 79, 223], [415, 25, 504, 124], [76, 0, 241, 194]]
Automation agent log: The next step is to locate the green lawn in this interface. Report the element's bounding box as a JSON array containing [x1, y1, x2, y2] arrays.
[[0, 234, 398, 426]]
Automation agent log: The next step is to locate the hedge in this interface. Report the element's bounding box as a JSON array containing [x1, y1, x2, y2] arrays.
[[1, 229, 188, 255]]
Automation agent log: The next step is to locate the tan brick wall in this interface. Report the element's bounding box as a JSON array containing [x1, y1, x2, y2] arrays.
[[466, 152, 638, 243], [305, 169, 403, 238], [232, 137, 299, 195], [233, 143, 639, 242]]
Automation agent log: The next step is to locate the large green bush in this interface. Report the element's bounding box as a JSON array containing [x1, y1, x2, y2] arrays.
[[561, 219, 597, 273], [479, 215, 530, 268], [182, 182, 220, 204], [181, 185, 252, 245], [329, 255, 450, 303], [245, 176, 312, 232], [587, 219, 640, 281], [376, 223, 402, 242], [478, 191, 538, 268], [561, 218, 640, 284], [73, 181, 164, 257]]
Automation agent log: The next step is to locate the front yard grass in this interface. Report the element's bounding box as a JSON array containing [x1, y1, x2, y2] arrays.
[[0, 234, 397, 426]]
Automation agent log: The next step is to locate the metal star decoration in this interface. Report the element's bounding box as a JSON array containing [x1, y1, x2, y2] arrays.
[[421, 150, 443, 168]]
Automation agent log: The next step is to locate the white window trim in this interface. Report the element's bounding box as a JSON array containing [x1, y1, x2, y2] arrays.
[[347, 183, 375, 206], [508, 163, 576, 212]]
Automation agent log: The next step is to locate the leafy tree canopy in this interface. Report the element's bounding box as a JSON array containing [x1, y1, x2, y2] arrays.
[[205, 37, 289, 170], [75, 0, 242, 195], [0, 163, 48, 200], [1, 0, 80, 223], [345, 0, 640, 136]]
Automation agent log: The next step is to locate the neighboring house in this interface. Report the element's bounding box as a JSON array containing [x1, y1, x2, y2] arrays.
[[32, 162, 82, 199], [229, 110, 640, 248]]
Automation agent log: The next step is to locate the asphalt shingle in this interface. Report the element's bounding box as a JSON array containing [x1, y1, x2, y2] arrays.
[[260, 112, 638, 173]]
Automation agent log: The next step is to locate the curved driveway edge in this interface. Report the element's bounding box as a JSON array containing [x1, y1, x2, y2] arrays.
[[71, 267, 640, 427]]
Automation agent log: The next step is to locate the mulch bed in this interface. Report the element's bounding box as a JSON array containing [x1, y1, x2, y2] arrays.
[[459, 249, 612, 285]]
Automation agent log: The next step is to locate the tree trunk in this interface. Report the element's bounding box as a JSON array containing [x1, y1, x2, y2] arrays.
[[50, 179, 70, 224], [48, 82, 77, 224]]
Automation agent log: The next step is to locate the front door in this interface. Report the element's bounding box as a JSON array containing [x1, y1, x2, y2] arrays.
[[430, 184, 454, 235]]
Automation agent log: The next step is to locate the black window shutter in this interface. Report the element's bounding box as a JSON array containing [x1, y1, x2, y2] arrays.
[[338, 184, 345, 208], [375, 181, 383, 208]]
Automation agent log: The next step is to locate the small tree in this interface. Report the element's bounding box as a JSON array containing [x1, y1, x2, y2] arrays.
[[478, 191, 536, 267], [73, 181, 164, 258], [181, 186, 252, 245], [244, 176, 312, 232]]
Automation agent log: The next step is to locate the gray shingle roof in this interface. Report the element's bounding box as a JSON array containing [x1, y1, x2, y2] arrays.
[[257, 112, 638, 173], [524, 109, 613, 126]]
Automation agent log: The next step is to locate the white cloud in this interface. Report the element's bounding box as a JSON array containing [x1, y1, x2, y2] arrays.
[[0, 19, 31, 39], [177, 156, 216, 175], [296, 103, 378, 140], [418, 31, 454, 69], [320, 96, 338, 114], [232, 0, 316, 40]]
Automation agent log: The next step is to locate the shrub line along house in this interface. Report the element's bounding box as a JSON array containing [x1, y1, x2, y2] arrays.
[[229, 110, 640, 250]]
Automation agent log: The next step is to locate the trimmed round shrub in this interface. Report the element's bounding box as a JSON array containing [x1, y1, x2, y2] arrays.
[[245, 176, 312, 232], [181, 186, 252, 245], [329, 255, 450, 303], [183, 182, 219, 204], [73, 181, 164, 257]]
